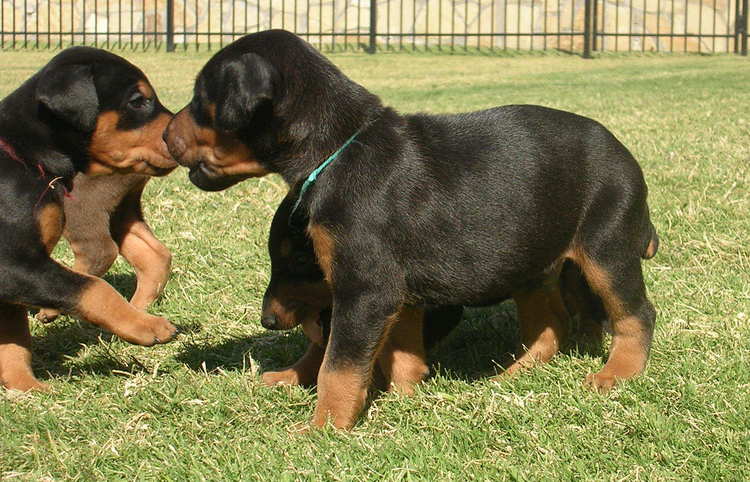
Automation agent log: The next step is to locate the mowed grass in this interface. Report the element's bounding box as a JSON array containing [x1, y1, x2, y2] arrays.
[[1, 49, 749, 480]]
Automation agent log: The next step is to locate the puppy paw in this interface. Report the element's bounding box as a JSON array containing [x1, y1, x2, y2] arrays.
[[120, 316, 178, 346], [3, 377, 51, 393], [584, 371, 618, 393], [35, 308, 61, 324], [262, 369, 301, 387]]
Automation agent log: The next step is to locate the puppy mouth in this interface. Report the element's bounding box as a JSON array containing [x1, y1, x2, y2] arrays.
[[188, 161, 244, 191]]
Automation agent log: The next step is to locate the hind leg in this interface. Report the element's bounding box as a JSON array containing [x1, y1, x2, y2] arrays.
[[572, 249, 655, 391], [499, 281, 569, 377], [0, 303, 49, 392]]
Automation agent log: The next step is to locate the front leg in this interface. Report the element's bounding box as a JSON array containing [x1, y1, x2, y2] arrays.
[[313, 293, 401, 430]]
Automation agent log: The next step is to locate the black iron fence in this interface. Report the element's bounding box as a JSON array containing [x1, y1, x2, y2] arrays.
[[0, 0, 747, 56]]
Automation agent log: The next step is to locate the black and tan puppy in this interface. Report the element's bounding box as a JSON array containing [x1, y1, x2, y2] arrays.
[[35, 172, 174, 324], [261, 192, 605, 390], [165, 30, 658, 429], [0, 47, 178, 392]]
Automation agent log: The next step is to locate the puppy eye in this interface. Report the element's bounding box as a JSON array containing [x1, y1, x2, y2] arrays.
[[128, 93, 151, 109]]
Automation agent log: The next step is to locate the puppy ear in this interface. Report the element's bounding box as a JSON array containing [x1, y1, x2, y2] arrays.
[[215, 53, 275, 132], [37, 64, 99, 132]]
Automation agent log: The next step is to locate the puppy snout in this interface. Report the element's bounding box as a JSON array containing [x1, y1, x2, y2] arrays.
[[261, 314, 279, 330]]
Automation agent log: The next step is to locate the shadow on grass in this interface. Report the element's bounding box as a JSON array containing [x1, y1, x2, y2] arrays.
[[28, 272, 164, 379], [173, 301, 572, 383], [174, 299, 606, 382]]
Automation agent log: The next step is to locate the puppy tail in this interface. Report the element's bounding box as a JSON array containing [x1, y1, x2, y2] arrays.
[[641, 217, 659, 260]]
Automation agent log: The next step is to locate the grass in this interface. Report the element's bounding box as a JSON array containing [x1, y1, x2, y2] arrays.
[[1, 49, 749, 480]]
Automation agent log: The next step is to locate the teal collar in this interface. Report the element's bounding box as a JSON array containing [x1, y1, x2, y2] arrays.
[[289, 129, 361, 222]]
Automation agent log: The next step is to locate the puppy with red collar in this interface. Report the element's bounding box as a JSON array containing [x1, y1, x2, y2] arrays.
[[0, 47, 178, 392]]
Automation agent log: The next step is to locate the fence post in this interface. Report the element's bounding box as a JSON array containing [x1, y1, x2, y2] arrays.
[[743, 0, 749, 55], [583, 0, 594, 58], [368, 0, 377, 53], [166, 0, 175, 52]]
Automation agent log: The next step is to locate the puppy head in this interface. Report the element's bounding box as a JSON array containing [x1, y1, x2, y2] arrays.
[[164, 51, 275, 191], [36, 47, 176, 176], [260, 198, 331, 331], [165, 30, 380, 191]]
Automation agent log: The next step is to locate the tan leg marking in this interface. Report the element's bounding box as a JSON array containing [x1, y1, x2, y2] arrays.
[[377, 306, 429, 395], [313, 363, 369, 430], [74, 277, 176, 346], [34, 202, 67, 323], [499, 284, 568, 378], [0, 304, 49, 392], [117, 221, 172, 310], [312, 308, 400, 430], [568, 246, 650, 391]]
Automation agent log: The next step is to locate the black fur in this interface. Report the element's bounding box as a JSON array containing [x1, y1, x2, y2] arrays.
[[168, 30, 658, 426]]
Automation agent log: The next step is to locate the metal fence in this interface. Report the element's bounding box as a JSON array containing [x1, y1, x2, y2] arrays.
[[0, 0, 747, 56]]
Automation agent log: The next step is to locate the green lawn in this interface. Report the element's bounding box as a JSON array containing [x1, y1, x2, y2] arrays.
[[1, 49, 749, 480]]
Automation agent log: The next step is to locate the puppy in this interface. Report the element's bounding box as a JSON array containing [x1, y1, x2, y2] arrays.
[[261, 192, 606, 390], [165, 30, 658, 429], [0, 47, 178, 392], [35, 172, 173, 324]]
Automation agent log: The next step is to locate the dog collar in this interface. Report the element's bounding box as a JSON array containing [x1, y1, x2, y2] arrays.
[[0, 137, 22, 164], [289, 129, 361, 223]]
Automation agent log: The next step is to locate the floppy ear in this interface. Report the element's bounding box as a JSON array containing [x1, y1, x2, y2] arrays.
[[37, 64, 99, 132], [215, 53, 275, 132]]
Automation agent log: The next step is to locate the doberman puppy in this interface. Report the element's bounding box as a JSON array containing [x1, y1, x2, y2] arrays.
[[261, 192, 605, 391], [164, 30, 658, 429], [35, 172, 174, 324], [0, 47, 178, 392]]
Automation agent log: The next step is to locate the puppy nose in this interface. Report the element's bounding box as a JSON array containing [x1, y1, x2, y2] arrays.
[[261, 314, 279, 330]]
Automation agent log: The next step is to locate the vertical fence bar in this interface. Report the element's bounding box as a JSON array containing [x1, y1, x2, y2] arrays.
[[742, 0, 748, 54], [368, 0, 377, 53], [583, 0, 593, 57], [166, 0, 174, 50]]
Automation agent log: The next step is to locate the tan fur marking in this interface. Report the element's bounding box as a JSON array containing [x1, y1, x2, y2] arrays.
[[88, 110, 176, 176], [165, 107, 268, 179], [501, 285, 568, 376], [307, 224, 335, 283], [136, 80, 155, 98], [0, 304, 49, 391], [313, 363, 369, 429], [117, 220, 172, 310], [36, 202, 64, 255], [566, 245, 627, 321], [645, 239, 658, 259], [585, 315, 649, 391], [74, 277, 176, 346], [566, 244, 650, 391], [264, 282, 331, 330], [377, 306, 429, 395]]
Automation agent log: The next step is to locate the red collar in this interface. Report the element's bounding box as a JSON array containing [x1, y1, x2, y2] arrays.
[[0, 137, 23, 164], [0, 136, 74, 200]]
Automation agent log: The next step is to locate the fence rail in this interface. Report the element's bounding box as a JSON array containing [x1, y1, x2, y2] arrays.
[[1, 0, 747, 56]]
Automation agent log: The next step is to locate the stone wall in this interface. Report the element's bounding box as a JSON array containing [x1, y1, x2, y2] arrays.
[[0, 0, 742, 52]]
